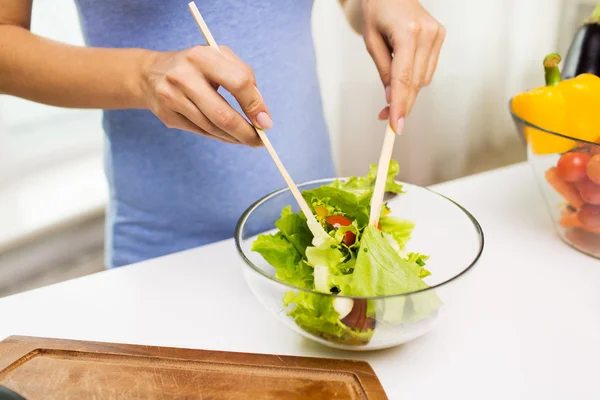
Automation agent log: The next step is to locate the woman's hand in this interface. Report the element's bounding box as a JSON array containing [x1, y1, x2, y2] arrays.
[[361, 0, 445, 131], [141, 45, 272, 146]]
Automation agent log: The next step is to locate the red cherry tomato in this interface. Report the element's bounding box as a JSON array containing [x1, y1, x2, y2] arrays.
[[587, 155, 600, 185], [578, 204, 600, 228], [578, 179, 600, 205], [557, 152, 591, 182], [342, 230, 356, 246], [325, 215, 352, 227]]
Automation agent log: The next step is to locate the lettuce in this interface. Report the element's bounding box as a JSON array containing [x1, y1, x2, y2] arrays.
[[251, 232, 314, 289], [252, 159, 441, 344], [283, 291, 373, 343], [274, 206, 312, 256], [332, 226, 429, 297], [379, 215, 414, 250], [302, 160, 405, 227]]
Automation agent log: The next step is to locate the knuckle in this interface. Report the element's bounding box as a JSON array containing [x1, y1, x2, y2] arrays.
[[245, 66, 256, 83], [203, 120, 221, 135], [392, 70, 413, 87], [379, 67, 391, 85], [215, 108, 237, 129], [156, 85, 174, 105], [424, 21, 440, 38], [185, 46, 205, 62], [439, 24, 447, 39], [218, 45, 232, 55], [231, 70, 253, 91], [406, 20, 421, 35], [244, 95, 263, 114], [164, 68, 186, 86]]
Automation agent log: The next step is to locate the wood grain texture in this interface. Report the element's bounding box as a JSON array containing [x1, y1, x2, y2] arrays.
[[0, 336, 388, 400]]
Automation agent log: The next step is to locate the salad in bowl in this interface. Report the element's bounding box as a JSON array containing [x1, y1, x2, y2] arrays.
[[235, 161, 483, 350]]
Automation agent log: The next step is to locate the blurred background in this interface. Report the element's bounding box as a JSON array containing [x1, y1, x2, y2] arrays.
[[0, 0, 594, 297]]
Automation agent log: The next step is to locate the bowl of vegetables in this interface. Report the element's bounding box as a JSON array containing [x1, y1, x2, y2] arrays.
[[235, 161, 484, 351], [510, 52, 600, 259]]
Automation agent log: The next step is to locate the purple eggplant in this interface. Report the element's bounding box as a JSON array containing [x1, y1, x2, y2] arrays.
[[563, 3, 600, 79]]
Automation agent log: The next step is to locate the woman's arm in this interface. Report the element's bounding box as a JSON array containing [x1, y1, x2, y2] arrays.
[[0, 0, 272, 146], [0, 0, 149, 109]]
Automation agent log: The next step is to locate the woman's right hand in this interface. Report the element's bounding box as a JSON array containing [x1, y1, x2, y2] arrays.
[[141, 45, 272, 146]]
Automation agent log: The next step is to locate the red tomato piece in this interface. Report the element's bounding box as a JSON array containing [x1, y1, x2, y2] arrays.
[[325, 215, 352, 227], [342, 230, 356, 246], [578, 204, 600, 228], [587, 155, 600, 185], [557, 152, 591, 182], [579, 179, 600, 205]]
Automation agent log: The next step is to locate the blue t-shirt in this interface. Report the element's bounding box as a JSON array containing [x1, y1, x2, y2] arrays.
[[74, 0, 335, 268]]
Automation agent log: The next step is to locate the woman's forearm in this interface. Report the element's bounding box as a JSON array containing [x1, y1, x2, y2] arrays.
[[0, 25, 154, 110]]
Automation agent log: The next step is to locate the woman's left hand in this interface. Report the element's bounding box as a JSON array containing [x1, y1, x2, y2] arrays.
[[361, 0, 445, 132]]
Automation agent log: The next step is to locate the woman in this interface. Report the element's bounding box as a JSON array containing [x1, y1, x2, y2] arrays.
[[0, 0, 444, 268]]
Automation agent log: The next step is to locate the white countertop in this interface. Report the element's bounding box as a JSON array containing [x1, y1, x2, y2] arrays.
[[1, 162, 598, 399]]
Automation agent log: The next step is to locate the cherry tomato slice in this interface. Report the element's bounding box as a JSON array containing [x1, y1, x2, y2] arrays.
[[557, 152, 591, 183], [325, 215, 352, 227], [578, 204, 600, 228], [587, 155, 600, 185], [342, 230, 356, 246], [578, 179, 600, 205]]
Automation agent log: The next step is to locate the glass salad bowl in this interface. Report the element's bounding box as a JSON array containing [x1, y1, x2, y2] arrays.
[[510, 107, 600, 259], [235, 177, 484, 351]]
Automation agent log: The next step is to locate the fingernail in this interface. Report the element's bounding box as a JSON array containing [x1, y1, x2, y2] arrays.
[[257, 112, 273, 130], [385, 85, 391, 104], [396, 117, 405, 135]]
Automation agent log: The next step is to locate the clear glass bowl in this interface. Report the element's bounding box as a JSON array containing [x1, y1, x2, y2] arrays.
[[510, 104, 600, 259], [235, 179, 484, 351]]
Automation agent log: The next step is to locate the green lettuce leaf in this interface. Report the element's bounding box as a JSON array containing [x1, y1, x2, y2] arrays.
[[365, 159, 404, 194], [331, 226, 442, 324], [283, 291, 373, 344], [332, 226, 430, 297], [275, 206, 312, 256], [406, 252, 431, 279], [306, 246, 345, 269], [251, 232, 313, 289], [379, 215, 415, 250]]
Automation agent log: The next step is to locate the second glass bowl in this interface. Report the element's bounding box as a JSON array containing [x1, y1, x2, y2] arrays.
[[510, 104, 600, 259]]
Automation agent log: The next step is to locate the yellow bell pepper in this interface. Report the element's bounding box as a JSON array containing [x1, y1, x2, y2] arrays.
[[511, 53, 600, 155]]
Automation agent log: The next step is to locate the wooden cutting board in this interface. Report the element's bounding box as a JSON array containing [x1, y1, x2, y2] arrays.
[[0, 336, 388, 400]]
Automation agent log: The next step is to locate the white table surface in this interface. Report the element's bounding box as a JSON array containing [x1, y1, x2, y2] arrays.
[[1, 162, 599, 400]]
